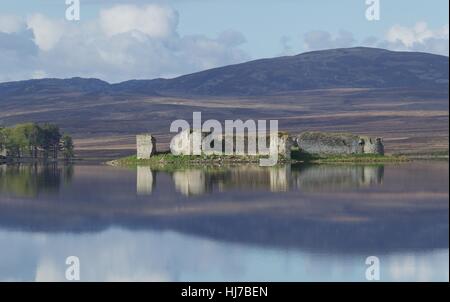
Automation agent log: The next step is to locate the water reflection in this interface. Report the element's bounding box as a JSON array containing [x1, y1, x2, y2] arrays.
[[0, 163, 385, 198], [136, 166, 155, 195], [213, 165, 293, 193], [0, 163, 73, 197], [173, 169, 209, 196], [0, 228, 447, 282], [292, 165, 384, 192], [141, 164, 385, 196], [0, 162, 448, 281]]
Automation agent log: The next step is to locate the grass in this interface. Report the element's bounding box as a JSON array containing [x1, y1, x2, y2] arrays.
[[109, 149, 409, 168], [394, 150, 449, 159], [108, 151, 293, 169], [291, 149, 408, 163]]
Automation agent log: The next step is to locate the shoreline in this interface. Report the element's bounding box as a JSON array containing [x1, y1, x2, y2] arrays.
[[2, 151, 447, 167], [106, 152, 414, 168]]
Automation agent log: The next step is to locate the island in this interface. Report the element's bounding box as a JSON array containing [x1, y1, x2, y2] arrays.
[[109, 130, 409, 168]]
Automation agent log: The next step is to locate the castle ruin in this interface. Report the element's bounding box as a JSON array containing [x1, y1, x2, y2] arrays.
[[169, 129, 294, 159], [295, 132, 384, 155], [136, 134, 156, 159], [136, 130, 385, 160]]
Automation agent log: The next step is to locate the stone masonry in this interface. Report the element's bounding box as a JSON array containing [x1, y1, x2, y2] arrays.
[[295, 132, 384, 155], [170, 130, 294, 158], [137, 130, 385, 159], [136, 134, 156, 159]]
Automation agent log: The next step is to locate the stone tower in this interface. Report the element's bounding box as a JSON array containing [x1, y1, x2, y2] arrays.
[[362, 137, 384, 155], [136, 134, 156, 159]]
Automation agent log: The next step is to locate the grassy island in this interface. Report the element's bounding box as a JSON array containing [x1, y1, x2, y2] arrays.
[[108, 152, 296, 169], [108, 150, 409, 168], [290, 150, 409, 164]]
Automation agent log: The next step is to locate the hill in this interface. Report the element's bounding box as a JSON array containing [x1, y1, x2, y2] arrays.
[[1, 47, 448, 97], [0, 47, 448, 156]]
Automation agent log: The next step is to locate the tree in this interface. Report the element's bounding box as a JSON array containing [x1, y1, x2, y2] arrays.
[[15, 123, 42, 158], [40, 124, 62, 159], [0, 123, 42, 157], [1, 123, 72, 160], [7, 125, 28, 157], [0, 128, 14, 156], [0, 127, 5, 155], [60, 134, 75, 161], [24, 123, 42, 158]]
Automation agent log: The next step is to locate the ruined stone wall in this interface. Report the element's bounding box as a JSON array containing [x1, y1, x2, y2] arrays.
[[296, 132, 384, 155], [136, 134, 156, 159], [296, 132, 363, 155], [140, 130, 384, 158], [170, 129, 192, 155], [275, 133, 294, 159], [170, 130, 293, 158], [361, 136, 384, 155]]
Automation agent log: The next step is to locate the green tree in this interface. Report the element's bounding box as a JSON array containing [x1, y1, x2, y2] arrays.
[[1, 128, 14, 156], [40, 124, 62, 159], [14, 123, 42, 158], [0, 127, 6, 155], [1, 123, 72, 160], [60, 134, 75, 161], [25, 123, 42, 158], [7, 125, 29, 157]]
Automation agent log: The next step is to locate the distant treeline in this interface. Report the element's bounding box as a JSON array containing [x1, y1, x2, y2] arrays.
[[0, 123, 74, 160]]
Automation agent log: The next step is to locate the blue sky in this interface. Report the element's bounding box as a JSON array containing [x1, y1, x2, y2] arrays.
[[0, 0, 448, 82]]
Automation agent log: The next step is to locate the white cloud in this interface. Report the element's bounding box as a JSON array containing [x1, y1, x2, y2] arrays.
[[99, 4, 178, 38], [0, 30, 39, 82], [2, 5, 448, 85], [31, 70, 48, 79], [386, 22, 447, 47], [0, 14, 25, 34], [217, 30, 247, 47], [27, 14, 64, 51], [302, 23, 449, 56], [0, 4, 249, 83], [384, 22, 449, 55], [279, 35, 294, 56], [303, 30, 355, 51]]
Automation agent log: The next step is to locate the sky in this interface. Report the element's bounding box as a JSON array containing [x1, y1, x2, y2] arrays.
[[0, 0, 448, 83]]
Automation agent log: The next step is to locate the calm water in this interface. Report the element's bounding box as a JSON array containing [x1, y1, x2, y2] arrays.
[[0, 161, 448, 282]]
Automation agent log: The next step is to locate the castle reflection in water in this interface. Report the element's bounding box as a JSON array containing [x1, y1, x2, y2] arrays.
[[136, 164, 384, 196], [0, 163, 384, 197]]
